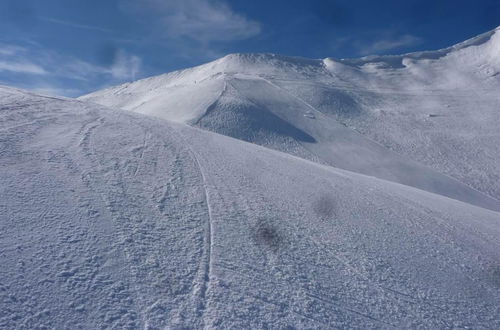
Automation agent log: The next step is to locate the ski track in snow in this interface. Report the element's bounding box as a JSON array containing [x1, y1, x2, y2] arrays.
[[0, 92, 220, 328], [169, 126, 215, 328], [76, 112, 149, 327], [2, 36, 500, 329], [203, 169, 400, 328], [173, 124, 500, 328]]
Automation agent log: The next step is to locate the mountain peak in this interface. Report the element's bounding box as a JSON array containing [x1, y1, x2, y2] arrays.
[[208, 52, 323, 74]]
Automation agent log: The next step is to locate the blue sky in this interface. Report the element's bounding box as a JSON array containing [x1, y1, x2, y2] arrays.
[[0, 0, 498, 97]]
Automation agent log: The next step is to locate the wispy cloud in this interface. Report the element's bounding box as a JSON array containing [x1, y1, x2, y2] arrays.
[[330, 32, 423, 57], [0, 43, 47, 74], [0, 41, 142, 96], [55, 52, 142, 82], [109, 50, 142, 80], [122, 0, 261, 43], [0, 44, 27, 56], [358, 34, 422, 55], [38, 16, 112, 33], [0, 60, 46, 74]]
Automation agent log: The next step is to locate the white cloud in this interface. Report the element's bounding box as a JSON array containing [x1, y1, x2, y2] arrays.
[[0, 42, 142, 96], [124, 0, 261, 42], [0, 44, 27, 56], [359, 35, 422, 55], [60, 51, 142, 81], [58, 59, 107, 81], [38, 17, 113, 33], [0, 60, 47, 74], [109, 50, 142, 80], [0, 44, 45, 74]]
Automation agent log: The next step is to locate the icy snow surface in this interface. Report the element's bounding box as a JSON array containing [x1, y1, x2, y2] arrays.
[[2, 85, 500, 328]]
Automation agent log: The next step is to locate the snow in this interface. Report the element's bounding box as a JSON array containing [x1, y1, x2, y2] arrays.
[[81, 27, 500, 210], [2, 27, 500, 328], [2, 85, 500, 328]]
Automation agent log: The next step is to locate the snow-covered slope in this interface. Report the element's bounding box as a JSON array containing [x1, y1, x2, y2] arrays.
[[2, 86, 500, 328], [80, 27, 500, 207]]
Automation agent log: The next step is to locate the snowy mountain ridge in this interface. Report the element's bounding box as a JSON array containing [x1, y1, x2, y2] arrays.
[[83, 25, 500, 97], [81, 27, 500, 209], [338, 25, 500, 69]]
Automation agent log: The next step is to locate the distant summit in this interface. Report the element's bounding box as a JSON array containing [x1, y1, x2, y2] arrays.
[[80, 27, 500, 204]]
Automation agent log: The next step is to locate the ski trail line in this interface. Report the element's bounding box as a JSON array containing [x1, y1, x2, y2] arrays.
[[76, 114, 148, 327], [172, 126, 214, 328]]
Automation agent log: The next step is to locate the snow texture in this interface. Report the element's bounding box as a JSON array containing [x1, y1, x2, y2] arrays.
[[2, 84, 500, 328], [1, 27, 500, 329]]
